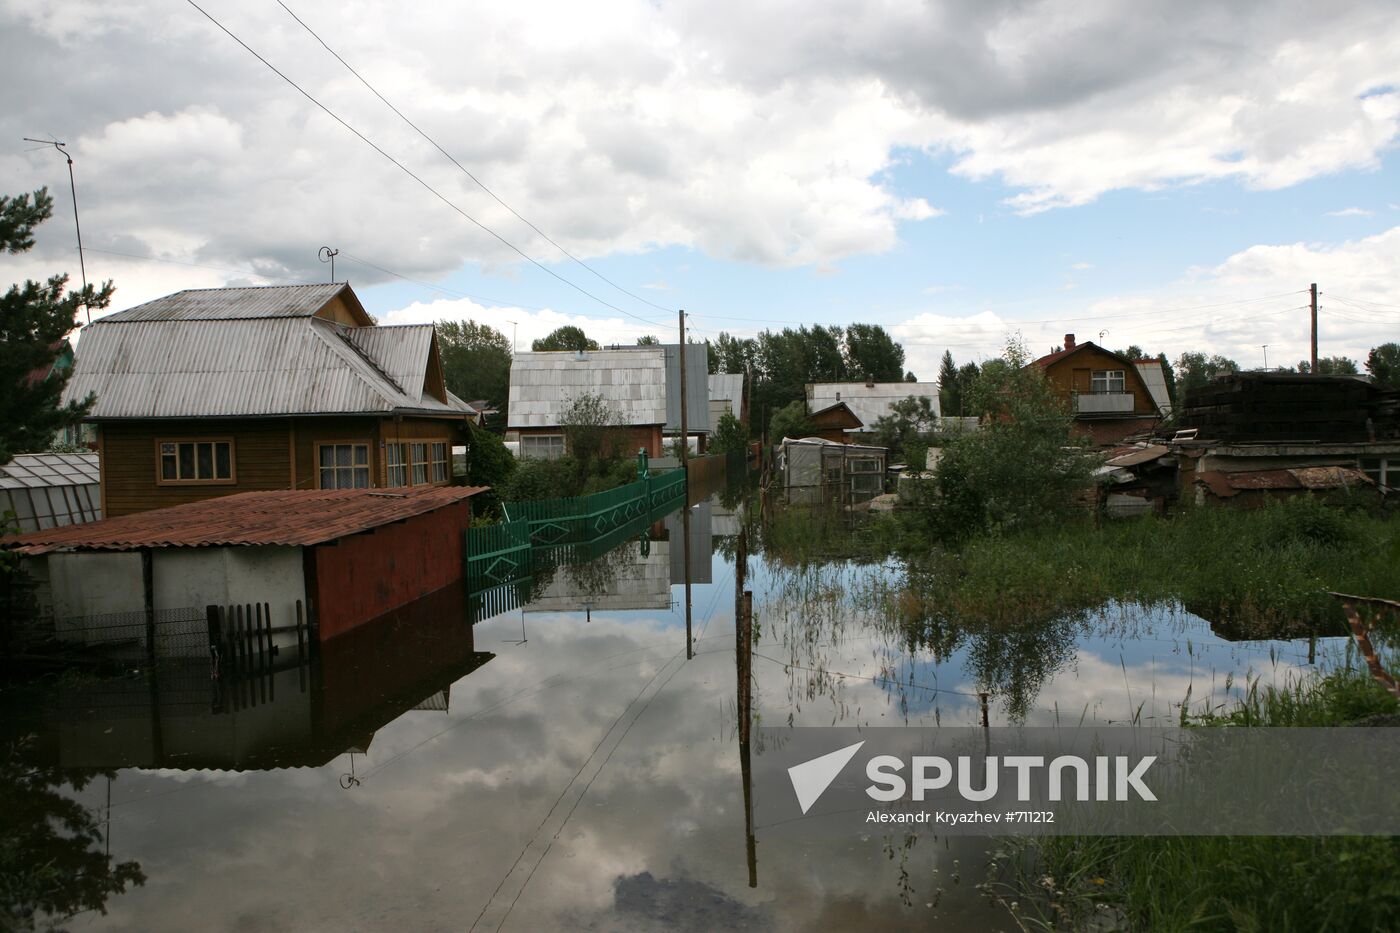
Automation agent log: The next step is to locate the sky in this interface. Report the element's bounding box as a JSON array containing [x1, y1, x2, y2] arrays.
[[3, 0, 1399, 380]]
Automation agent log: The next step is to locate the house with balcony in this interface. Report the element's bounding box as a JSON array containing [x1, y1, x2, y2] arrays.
[[1031, 334, 1171, 446]]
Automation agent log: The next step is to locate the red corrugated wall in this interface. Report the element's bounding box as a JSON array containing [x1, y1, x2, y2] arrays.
[[313, 498, 472, 640]]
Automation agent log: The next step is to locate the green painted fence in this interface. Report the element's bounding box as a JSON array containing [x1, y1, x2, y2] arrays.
[[464, 518, 532, 591], [500, 469, 686, 546], [465, 469, 688, 594]]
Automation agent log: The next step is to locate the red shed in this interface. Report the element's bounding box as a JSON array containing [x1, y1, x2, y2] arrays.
[[5, 486, 486, 648]]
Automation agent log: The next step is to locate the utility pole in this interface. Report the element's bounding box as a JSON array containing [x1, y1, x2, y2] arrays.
[[24, 138, 89, 324], [1310, 283, 1319, 374], [678, 309, 689, 466], [1261, 345, 1269, 370]]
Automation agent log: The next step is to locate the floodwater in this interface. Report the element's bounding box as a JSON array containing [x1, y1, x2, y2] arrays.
[[0, 486, 1355, 932]]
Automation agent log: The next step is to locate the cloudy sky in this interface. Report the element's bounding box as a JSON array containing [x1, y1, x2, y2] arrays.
[[3, 0, 1398, 377]]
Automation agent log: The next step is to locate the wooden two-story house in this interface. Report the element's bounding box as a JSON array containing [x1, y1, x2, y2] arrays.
[[1031, 334, 1172, 446], [64, 283, 478, 517]]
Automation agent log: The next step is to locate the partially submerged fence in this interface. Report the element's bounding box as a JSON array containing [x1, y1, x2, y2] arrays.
[[465, 468, 689, 603]]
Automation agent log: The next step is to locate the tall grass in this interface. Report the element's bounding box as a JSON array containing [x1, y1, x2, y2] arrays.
[[898, 497, 1399, 632], [987, 667, 1400, 932]]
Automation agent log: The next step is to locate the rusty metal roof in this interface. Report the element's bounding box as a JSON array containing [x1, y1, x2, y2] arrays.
[[1195, 467, 1374, 497], [1106, 444, 1170, 467], [2, 486, 486, 555]]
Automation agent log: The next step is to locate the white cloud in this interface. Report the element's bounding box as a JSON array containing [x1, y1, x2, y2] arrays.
[[2, 0, 1397, 290], [1071, 262, 1095, 271], [892, 225, 1400, 375], [379, 296, 661, 350], [1326, 206, 1375, 216]]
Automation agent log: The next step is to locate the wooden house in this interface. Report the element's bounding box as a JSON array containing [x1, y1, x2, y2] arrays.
[[806, 401, 864, 442], [63, 284, 478, 518], [1031, 334, 1171, 446]]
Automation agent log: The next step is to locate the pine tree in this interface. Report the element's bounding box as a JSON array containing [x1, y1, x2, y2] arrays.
[[0, 189, 110, 464], [937, 350, 960, 415]]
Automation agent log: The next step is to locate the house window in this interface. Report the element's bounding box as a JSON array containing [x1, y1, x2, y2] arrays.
[[384, 439, 451, 485], [157, 439, 235, 484], [430, 442, 449, 483], [1090, 370, 1125, 394], [848, 458, 881, 473], [1360, 457, 1394, 492], [318, 443, 370, 489], [386, 443, 408, 487], [521, 435, 565, 460], [409, 443, 427, 484]]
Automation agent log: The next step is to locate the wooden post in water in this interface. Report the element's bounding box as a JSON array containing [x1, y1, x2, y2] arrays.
[[683, 500, 694, 659]]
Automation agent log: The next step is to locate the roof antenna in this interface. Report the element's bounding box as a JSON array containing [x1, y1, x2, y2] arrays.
[[318, 246, 339, 283], [23, 137, 89, 324]]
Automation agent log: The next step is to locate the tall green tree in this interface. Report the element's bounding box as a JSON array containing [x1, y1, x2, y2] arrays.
[[636, 334, 660, 346], [1295, 356, 1359, 375], [926, 338, 1092, 540], [435, 320, 511, 419], [1, 189, 108, 464], [843, 323, 906, 381], [532, 325, 599, 352], [709, 412, 748, 455], [871, 395, 939, 468], [769, 399, 812, 443], [937, 350, 961, 415], [1366, 343, 1400, 390], [1173, 352, 1239, 408]]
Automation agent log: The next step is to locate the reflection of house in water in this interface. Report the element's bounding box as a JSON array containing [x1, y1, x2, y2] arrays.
[[520, 501, 713, 614], [0, 586, 494, 772]]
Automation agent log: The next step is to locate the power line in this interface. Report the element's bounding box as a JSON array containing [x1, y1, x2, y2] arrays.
[[337, 252, 555, 312], [1328, 293, 1400, 311], [276, 0, 676, 320], [182, 0, 667, 329]]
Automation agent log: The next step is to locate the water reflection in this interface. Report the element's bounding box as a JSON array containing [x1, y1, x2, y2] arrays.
[[0, 474, 1363, 931]]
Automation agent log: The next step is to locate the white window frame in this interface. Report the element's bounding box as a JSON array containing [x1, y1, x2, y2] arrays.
[[521, 434, 566, 461], [1090, 370, 1126, 394]]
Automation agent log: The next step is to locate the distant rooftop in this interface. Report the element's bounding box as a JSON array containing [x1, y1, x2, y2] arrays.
[[805, 381, 941, 430], [3, 486, 485, 555]]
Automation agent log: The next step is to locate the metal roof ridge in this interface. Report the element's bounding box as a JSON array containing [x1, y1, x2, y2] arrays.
[[313, 319, 411, 405]]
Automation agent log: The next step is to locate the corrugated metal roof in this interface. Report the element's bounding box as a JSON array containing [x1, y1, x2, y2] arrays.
[[65, 316, 472, 419], [507, 349, 668, 428], [709, 373, 744, 405], [1134, 360, 1173, 416], [1195, 467, 1374, 497], [3, 486, 486, 555], [0, 452, 100, 489], [98, 284, 349, 322], [1105, 444, 1170, 468], [805, 382, 942, 430]]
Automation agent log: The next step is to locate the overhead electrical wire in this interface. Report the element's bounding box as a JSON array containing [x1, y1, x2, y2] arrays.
[[275, 0, 676, 319], [182, 0, 667, 328]]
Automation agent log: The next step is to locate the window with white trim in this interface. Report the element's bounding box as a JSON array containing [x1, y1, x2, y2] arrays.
[[318, 443, 370, 489], [521, 435, 565, 460], [430, 442, 449, 483], [158, 440, 234, 484], [385, 443, 408, 487], [1090, 370, 1126, 394]]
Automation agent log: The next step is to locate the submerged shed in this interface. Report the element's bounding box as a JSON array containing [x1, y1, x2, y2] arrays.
[[3, 486, 486, 654]]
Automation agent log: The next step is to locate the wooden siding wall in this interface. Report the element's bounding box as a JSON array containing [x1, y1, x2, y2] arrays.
[[514, 424, 663, 458], [100, 421, 291, 518], [1042, 347, 1157, 415], [101, 415, 470, 516]]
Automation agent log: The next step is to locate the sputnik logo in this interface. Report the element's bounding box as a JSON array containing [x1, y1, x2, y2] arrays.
[[787, 741, 865, 814]]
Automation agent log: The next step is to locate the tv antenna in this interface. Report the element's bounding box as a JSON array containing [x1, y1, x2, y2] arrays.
[[318, 246, 339, 283], [23, 137, 89, 324]]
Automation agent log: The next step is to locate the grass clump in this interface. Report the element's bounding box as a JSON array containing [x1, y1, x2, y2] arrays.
[[988, 667, 1400, 932]]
